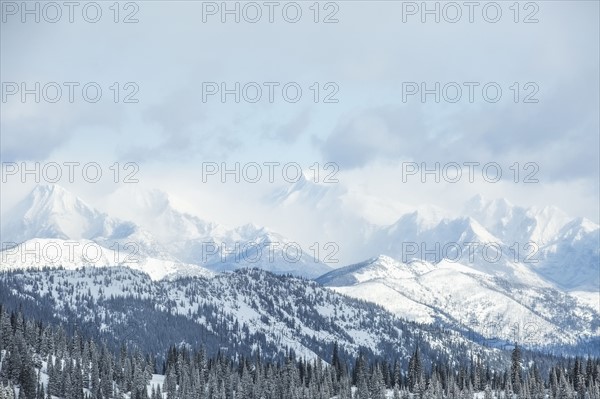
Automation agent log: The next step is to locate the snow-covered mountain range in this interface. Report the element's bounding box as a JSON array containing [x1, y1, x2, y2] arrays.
[[0, 184, 331, 279], [364, 205, 599, 292], [0, 266, 505, 365], [309, 187, 599, 349], [317, 255, 598, 348], [0, 183, 598, 351]]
